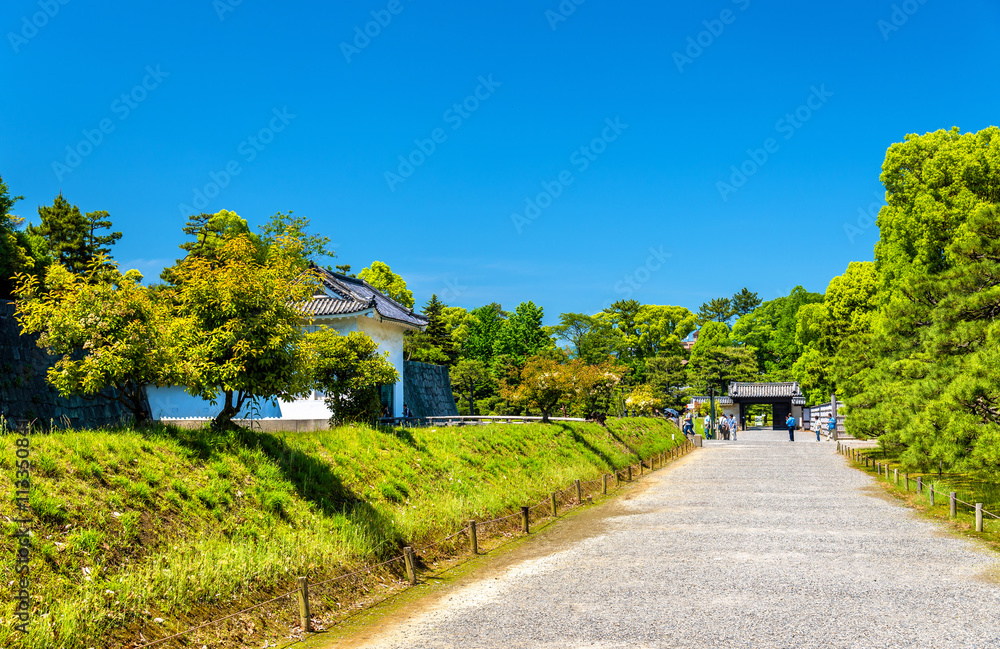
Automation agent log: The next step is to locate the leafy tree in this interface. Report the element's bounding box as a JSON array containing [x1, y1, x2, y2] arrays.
[[493, 301, 551, 367], [14, 258, 179, 422], [171, 233, 319, 428], [259, 211, 334, 267], [645, 355, 688, 411], [688, 346, 759, 395], [30, 194, 121, 274], [569, 357, 627, 419], [851, 205, 1000, 474], [161, 210, 262, 283], [634, 305, 697, 359], [358, 261, 414, 308], [697, 297, 733, 324], [0, 175, 47, 300], [625, 384, 662, 415], [450, 359, 493, 415], [603, 299, 643, 363], [441, 306, 473, 351], [731, 288, 762, 318], [502, 354, 572, 423], [553, 312, 619, 364], [464, 303, 506, 364], [308, 328, 399, 425], [875, 126, 1000, 296], [731, 286, 823, 377], [334, 264, 354, 276]]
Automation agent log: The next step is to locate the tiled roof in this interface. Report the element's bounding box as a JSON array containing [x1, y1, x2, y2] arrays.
[[307, 267, 429, 330], [299, 296, 373, 316], [728, 382, 803, 399]]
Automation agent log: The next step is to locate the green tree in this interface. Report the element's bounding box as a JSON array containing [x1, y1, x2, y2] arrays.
[[358, 261, 414, 308], [688, 346, 759, 395], [553, 312, 619, 364], [405, 294, 454, 364], [259, 211, 334, 266], [645, 355, 688, 411], [697, 297, 733, 324], [502, 355, 572, 423], [30, 194, 121, 274], [171, 233, 319, 428], [634, 304, 697, 359], [15, 258, 179, 422], [308, 328, 399, 425], [625, 384, 662, 415], [0, 175, 46, 300], [464, 303, 506, 364], [731, 286, 823, 377], [874, 126, 1000, 296], [161, 210, 262, 283], [493, 301, 551, 367], [450, 359, 493, 415], [730, 287, 762, 318]]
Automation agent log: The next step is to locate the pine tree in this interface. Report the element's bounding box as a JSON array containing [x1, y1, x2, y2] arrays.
[[31, 194, 121, 273], [422, 294, 455, 362]]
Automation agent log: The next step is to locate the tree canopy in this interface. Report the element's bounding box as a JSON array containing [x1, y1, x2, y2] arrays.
[[358, 261, 414, 308]]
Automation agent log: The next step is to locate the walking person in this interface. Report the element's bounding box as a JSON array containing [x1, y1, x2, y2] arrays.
[[703, 413, 712, 439], [826, 414, 836, 441], [786, 412, 796, 442], [728, 414, 738, 441]]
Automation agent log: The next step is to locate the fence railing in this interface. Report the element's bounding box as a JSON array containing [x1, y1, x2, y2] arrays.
[[838, 442, 998, 533], [133, 439, 696, 648]]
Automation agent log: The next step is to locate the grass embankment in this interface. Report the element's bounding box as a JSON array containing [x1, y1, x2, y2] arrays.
[[847, 445, 1000, 551], [0, 417, 684, 649]]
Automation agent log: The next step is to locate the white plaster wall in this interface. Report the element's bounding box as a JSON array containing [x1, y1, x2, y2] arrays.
[[146, 385, 283, 420], [357, 315, 405, 417], [149, 314, 406, 422]]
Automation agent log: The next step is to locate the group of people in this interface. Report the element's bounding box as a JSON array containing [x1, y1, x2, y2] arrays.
[[680, 413, 740, 441]]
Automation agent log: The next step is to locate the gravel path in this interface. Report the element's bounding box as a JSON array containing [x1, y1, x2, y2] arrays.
[[352, 429, 1000, 649]]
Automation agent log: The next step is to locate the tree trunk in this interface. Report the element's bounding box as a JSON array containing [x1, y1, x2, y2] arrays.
[[213, 390, 239, 430], [467, 380, 474, 416]]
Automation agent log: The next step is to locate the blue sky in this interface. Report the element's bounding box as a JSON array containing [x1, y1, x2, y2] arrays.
[[2, 0, 998, 321]]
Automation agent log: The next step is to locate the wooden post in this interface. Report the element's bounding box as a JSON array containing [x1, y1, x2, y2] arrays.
[[615, 470, 620, 488], [904, 473, 909, 491], [639, 461, 644, 476], [587, 495, 592, 505], [522, 506, 530, 534], [928, 485, 935, 507], [894, 469, 898, 485], [404, 547, 417, 585], [575, 479, 582, 504], [298, 576, 311, 632], [976, 503, 984, 532], [551, 492, 558, 517], [917, 476, 922, 494], [627, 465, 632, 482], [950, 492, 957, 518], [602, 473, 608, 495], [470, 521, 478, 554]]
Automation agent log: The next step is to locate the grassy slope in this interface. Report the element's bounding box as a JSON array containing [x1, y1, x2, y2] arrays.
[[0, 417, 682, 648]]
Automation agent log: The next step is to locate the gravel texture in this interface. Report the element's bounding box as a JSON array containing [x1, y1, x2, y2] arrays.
[[355, 429, 1000, 648]]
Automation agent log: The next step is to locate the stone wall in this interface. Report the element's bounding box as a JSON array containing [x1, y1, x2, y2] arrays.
[[0, 301, 136, 428], [403, 361, 458, 418]]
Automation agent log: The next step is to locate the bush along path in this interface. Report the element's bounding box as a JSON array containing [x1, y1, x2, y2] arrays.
[[0, 416, 688, 649]]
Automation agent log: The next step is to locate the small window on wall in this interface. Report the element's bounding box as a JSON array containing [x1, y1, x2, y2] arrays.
[[379, 383, 395, 418]]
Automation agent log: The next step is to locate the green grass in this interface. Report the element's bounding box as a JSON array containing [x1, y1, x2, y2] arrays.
[[0, 417, 683, 649]]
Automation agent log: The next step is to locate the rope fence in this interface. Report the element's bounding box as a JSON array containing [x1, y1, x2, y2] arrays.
[[132, 438, 696, 648], [837, 441, 1000, 534]]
